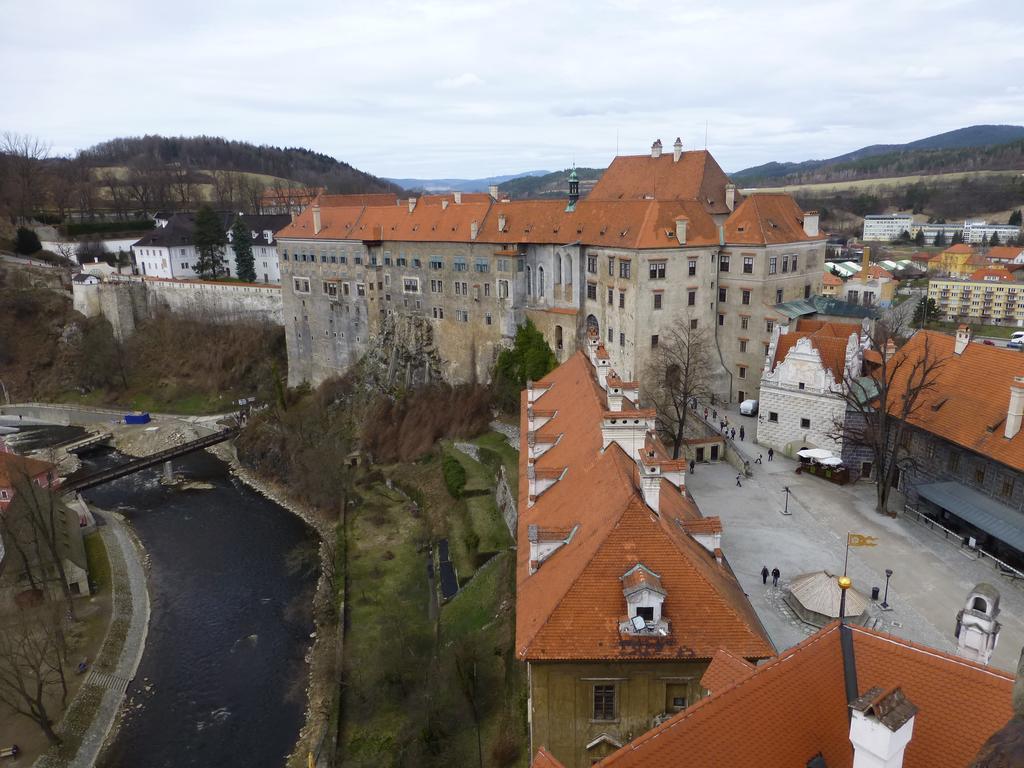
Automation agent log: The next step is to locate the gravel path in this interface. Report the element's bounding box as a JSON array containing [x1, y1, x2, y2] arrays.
[[36, 513, 151, 768]]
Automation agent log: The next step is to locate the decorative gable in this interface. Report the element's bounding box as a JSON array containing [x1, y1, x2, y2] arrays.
[[620, 563, 669, 635]]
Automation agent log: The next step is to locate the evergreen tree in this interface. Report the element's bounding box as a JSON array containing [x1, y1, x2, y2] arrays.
[[933, 231, 946, 247], [231, 217, 256, 282], [989, 231, 1001, 246], [913, 229, 925, 246], [1008, 209, 1021, 226], [913, 296, 938, 327], [951, 230, 964, 245], [193, 205, 226, 279], [493, 320, 557, 412], [14, 227, 41, 255]]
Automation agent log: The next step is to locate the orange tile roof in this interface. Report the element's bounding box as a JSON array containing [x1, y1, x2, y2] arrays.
[[823, 271, 843, 286], [583, 622, 1013, 768], [532, 747, 566, 768], [0, 452, 55, 488], [859, 263, 894, 280], [986, 245, 1024, 261], [516, 353, 774, 662], [724, 193, 823, 245], [887, 331, 1024, 471], [699, 647, 755, 693], [769, 319, 862, 384], [587, 150, 733, 213], [944, 243, 975, 254], [969, 267, 1013, 281], [317, 192, 396, 208]]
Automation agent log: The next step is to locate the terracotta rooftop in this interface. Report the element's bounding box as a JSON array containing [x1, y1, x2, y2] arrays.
[[969, 267, 1013, 282], [516, 353, 773, 662], [944, 243, 975, 254], [0, 452, 55, 488], [587, 149, 733, 212], [699, 647, 755, 693], [887, 330, 1024, 471], [769, 319, 863, 384], [724, 193, 823, 245], [986, 245, 1024, 261], [545, 621, 1014, 768], [823, 271, 843, 286]]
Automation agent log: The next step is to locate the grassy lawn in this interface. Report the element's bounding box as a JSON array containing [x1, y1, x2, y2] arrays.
[[473, 430, 520, 490], [84, 531, 110, 594], [924, 320, 1022, 339], [55, 387, 233, 415]]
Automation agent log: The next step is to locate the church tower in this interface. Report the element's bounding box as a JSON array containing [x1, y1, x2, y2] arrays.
[[566, 166, 579, 212]]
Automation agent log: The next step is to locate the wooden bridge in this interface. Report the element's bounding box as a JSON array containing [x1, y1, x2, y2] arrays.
[[64, 427, 239, 492], [61, 431, 113, 454]]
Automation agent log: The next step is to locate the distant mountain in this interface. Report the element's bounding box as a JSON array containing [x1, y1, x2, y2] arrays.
[[733, 125, 1024, 186], [82, 135, 400, 195], [386, 170, 552, 194]]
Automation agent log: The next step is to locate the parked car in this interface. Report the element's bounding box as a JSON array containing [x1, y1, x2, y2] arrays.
[[1011, 331, 1024, 343], [1008, 341, 1024, 350], [981, 339, 996, 346], [739, 399, 759, 416]]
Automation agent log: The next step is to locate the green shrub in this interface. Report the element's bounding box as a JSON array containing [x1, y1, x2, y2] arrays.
[[442, 453, 467, 499], [476, 446, 503, 476], [493, 320, 557, 412]]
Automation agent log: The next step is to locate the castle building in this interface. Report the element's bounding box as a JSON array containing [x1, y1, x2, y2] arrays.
[[517, 343, 774, 768], [275, 140, 826, 398]]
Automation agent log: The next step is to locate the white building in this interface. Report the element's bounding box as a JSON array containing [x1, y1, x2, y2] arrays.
[[962, 220, 1021, 245], [862, 214, 914, 242], [131, 212, 291, 282], [757, 318, 870, 457]]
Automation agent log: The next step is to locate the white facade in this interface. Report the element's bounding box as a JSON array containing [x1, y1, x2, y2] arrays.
[[963, 221, 1021, 245], [758, 322, 868, 457], [862, 214, 914, 242], [132, 221, 283, 283]]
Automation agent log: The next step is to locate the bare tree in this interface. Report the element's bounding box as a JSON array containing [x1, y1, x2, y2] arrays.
[[0, 605, 71, 745], [1, 132, 50, 223], [240, 176, 265, 214], [99, 170, 129, 220], [170, 163, 198, 209], [832, 326, 946, 514], [643, 321, 714, 459]]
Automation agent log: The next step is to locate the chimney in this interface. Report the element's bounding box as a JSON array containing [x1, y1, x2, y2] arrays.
[[803, 210, 820, 237], [453, 191, 462, 204], [408, 197, 417, 213], [639, 463, 661, 513], [441, 199, 449, 210], [672, 137, 682, 162], [488, 184, 499, 200], [675, 216, 688, 245], [954, 324, 971, 355], [1006, 376, 1024, 439], [601, 410, 656, 460], [498, 213, 507, 232], [312, 204, 321, 235], [607, 383, 624, 412], [861, 245, 871, 283], [849, 687, 917, 768], [470, 220, 479, 240], [725, 183, 736, 212], [651, 139, 663, 159]]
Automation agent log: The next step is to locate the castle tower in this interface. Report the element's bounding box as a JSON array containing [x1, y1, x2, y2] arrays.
[[566, 166, 579, 212], [955, 583, 1001, 665]]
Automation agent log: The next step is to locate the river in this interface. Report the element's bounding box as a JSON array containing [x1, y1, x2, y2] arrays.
[[16, 423, 318, 768]]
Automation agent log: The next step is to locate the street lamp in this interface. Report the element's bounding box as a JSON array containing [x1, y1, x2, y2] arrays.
[[781, 486, 792, 516], [882, 569, 894, 609]]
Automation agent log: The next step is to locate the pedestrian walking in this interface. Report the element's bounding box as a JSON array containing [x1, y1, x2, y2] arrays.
[[755, 453, 763, 464], [771, 567, 781, 587], [731, 428, 736, 440], [768, 447, 774, 461], [736, 474, 742, 487], [712, 408, 717, 420], [704, 407, 708, 420], [740, 426, 745, 441], [689, 459, 695, 473], [761, 565, 769, 584]]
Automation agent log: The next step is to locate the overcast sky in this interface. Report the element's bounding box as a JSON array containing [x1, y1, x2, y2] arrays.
[[3, 0, 1023, 179]]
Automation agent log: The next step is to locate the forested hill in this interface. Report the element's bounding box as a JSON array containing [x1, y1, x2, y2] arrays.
[[733, 124, 1024, 186], [82, 135, 400, 195]]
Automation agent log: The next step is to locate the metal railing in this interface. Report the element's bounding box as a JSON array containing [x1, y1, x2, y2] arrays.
[[904, 505, 1024, 581]]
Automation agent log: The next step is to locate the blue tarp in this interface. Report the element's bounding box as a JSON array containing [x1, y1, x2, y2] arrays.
[[917, 481, 1024, 553]]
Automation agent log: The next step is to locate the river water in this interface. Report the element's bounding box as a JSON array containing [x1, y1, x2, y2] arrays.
[[16, 423, 317, 768]]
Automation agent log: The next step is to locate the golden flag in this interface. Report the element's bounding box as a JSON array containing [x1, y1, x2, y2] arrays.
[[848, 533, 879, 547]]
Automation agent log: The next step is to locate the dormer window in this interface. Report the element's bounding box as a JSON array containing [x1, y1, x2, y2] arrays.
[[619, 563, 668, 635]]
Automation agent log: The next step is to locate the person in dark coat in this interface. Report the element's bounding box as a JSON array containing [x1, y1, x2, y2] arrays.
[[768, 447, 774, 461], [689, 459, 695, 473], [731, 427, 736, 440], [736, 474, 742, 487], [740, 426, 745, 441], [771, 567, 781, 587], [761, 565, 769, 584]]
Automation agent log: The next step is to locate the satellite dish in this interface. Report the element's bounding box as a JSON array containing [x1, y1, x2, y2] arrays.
[[631, 615, 646, 632]]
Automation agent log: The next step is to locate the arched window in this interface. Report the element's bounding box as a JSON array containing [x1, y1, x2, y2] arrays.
[[565, 254, 573, 284], [973, 597, 988, 613], [555, 325, 563, 350], [526, 265, 532, 295], [555, 254, 562, 284], [538, 265, 545, 296]]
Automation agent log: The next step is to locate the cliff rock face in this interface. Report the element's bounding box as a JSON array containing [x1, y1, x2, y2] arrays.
[[361, 313, 445, 391]]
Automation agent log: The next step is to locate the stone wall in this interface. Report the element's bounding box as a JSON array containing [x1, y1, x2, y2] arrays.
[[757, 385, 845, 457], [495, 465, 517, 538]]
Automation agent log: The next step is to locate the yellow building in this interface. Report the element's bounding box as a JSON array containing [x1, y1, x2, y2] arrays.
[[928, 244, 987, 277], [928, 267, 1024, 325]]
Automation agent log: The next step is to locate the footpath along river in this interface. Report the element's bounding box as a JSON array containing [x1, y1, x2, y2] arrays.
[[16, 423, 318, 768]]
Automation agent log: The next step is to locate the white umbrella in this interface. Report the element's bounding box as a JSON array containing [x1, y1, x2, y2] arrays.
[[818, 457, 844, 467], [797, 448, 833, 460]]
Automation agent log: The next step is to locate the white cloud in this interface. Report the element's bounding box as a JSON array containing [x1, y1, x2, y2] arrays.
[[434, 73, 484, 90]]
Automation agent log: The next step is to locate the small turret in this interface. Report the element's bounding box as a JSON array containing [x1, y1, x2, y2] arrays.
[[566, 166, 579, 212]]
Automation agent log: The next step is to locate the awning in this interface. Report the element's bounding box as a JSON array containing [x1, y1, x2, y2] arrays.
[[917, 481, 1024, 553], [798, 448, 834, 460]]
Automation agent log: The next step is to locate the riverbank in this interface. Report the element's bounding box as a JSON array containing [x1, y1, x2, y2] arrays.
[[208, 441, 341, 768], [36, 511, 151, 768]]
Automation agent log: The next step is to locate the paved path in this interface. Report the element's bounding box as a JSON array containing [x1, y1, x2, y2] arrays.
[[36, 512, 150, 768], [687, 453, 1024, 672]]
